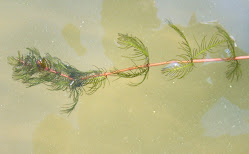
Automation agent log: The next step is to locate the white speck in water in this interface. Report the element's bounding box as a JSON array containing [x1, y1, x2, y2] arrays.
[[229, 85, 232, 88], [45, 25, 48, 32], [153, 110, 156, 113], [0, 104, 4, 110], [82, 20, 85, 24], [172, 81, 175, 84], [51, 40, 54, 43]]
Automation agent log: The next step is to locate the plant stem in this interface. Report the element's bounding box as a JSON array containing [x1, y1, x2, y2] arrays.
[[23, 55, 249, 81], [20, 60, 74, 80], [81, 55, 249, 80], [44, 67, 74, 80]]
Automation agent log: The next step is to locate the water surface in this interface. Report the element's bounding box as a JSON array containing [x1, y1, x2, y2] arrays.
[[1, 0, 249, 153]]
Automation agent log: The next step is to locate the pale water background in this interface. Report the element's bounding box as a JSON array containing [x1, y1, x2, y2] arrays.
[[1, 0, 249, 153]]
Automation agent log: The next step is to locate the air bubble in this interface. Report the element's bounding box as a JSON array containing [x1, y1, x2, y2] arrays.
[[162, 62, 180, 71], [225, 49, 231, 56]]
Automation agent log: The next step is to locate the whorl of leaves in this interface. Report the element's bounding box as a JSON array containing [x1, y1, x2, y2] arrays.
[[216, 26, 242, 81], [162, 21, 241, 81], [116, 33, 150, 86], [8, 48, 106, 114]]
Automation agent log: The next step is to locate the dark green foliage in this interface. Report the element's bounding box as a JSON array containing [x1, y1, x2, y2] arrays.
[[117, 33, 149, 59], [8, 48, 106, 114], [167, 21, 193, 60], [216, 26, 242, 81], [226, 60, 242, 81], [116, 33, 150, 86], [162, 22, 241, 81], [192, 34, 225, 59], [161, 22, 195, 79]]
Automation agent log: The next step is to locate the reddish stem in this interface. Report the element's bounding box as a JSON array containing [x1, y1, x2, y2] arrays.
[[22, 56, 249, 81], [80, 55, 249, 80], [20, 60, 74, 80], [44, 67, 74, 80]]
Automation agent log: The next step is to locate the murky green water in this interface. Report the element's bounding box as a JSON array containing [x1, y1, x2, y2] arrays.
[[1, 0, 249, 153]]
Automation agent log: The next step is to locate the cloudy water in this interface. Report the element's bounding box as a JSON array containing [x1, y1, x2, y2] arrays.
[[0, 0, 249, 153]]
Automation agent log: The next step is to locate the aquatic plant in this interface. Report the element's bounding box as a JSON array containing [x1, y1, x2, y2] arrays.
[[8, 22, 247, 114]]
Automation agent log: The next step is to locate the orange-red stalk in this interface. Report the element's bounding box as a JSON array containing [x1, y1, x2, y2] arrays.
[[80, 55, 249, 80], [24, 55, 249, 81]]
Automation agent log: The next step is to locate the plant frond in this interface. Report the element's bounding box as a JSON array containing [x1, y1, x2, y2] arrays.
[[116, 33, 150, 86], [128, 67, 149, 86], [117, 33, 149, 60], [216, 26, 241, 81], [167, 21, 192, 59], [216, 26, 236, 57], [60, 88, 82, 115], [84, 76, 107, 95], [162, 60, 194, 79], [192, 34, 226, 59], [8, 48, 106, 114], [161, 21, 195, 80], [226, 60, 242, 81]]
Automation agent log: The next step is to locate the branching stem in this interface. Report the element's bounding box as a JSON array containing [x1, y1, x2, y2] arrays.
[[81, 55, 249, 80], [19, 55, 248, 81], [20, 60, 74, 80]]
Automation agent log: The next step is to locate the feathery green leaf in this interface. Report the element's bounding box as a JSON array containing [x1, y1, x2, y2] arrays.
[[116, 33, 150, 86], [216, 26, 242, 81], [8, 48, 106, 114]]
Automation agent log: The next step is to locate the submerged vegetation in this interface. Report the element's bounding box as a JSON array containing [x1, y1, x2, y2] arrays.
[[161, 21, 241, 80], [8, 48, 107, 114], [8, 22, 243, 114]]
